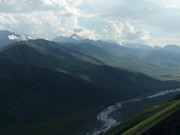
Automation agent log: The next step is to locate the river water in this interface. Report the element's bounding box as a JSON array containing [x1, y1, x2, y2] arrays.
[[86, 88, 180, 135]]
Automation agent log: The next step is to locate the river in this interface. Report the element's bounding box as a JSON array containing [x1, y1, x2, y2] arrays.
[[86, 88, 180, 135]]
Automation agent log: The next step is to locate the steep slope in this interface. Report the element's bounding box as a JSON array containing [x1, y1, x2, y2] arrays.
[[0, 58, 109, 135], [142, 94, 180, 135], [105, 94, 180, 135], [143, 105, 180, 135]]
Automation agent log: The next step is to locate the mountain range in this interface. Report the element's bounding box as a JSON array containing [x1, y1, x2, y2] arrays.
[[1, 30, 180, 135], [53, 33, 180, 78]]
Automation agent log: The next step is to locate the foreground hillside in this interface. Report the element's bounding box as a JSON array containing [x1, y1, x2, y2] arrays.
[[105, 94, 180, 135], [0, 58, 106, 135]]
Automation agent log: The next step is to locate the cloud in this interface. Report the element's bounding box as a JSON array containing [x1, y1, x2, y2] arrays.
[[79, 0, 180, 45], [0, 0, 180, 46], [0, 13, 18, 28], [0, 0, 101, 40], [73, 28, 84, 32], [73, 26, 101, 40], [104, 21, 151, 44], [148, 37, 180, 47], [145, 0, 180, 8], [0, 0, 82, 13]]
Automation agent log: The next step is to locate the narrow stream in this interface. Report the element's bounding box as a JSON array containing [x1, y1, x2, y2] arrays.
[[86, 88, 180, 135]]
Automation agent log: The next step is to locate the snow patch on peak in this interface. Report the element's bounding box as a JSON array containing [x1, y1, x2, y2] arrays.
[[8, 35, 19, 40], [8, 35, 36, 41], [27, 36, 36, 40]]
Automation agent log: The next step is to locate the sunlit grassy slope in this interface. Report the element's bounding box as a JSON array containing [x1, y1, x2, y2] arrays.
[[105, 95, 180, 135]]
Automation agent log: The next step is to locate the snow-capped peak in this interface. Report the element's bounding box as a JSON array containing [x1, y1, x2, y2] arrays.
[[0, 30, 37, 46], [8, 35, 19, 40], [8, 35, 36, 41]]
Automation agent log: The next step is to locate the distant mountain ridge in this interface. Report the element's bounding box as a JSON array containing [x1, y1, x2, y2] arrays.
[[0, 30, 35, 47], [2, 30, 180, 78], [2, 30, 180, 54], [163, 44, 180, 54], [122, 42, 152, 50], [54, 37, 180, 77], [53, 34, 180, 54], [2, 30, 180, 51]]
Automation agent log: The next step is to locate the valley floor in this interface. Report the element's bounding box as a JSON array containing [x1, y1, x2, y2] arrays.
[[86, 89, 180, 135]]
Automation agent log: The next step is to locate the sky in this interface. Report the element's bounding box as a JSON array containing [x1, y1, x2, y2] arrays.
[[1, 0, 180, 46]]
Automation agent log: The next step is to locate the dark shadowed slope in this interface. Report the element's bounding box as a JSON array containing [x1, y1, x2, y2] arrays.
[[0, 58, 108, 135]]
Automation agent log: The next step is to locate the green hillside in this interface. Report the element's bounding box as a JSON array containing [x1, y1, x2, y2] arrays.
[[105, 94, 180, 135]]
